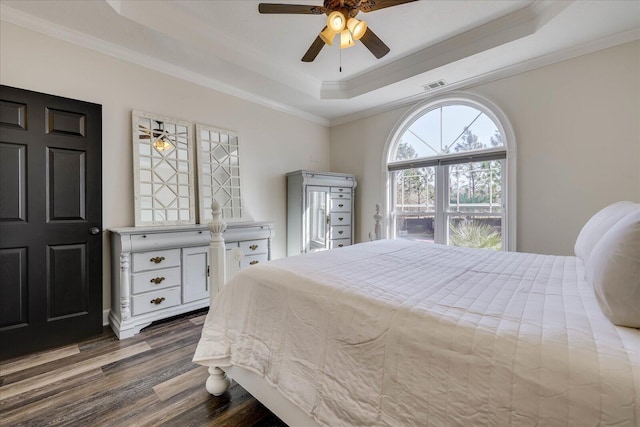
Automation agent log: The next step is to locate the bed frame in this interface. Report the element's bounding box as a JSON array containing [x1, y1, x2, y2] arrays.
[[202, 200, 383, 426]]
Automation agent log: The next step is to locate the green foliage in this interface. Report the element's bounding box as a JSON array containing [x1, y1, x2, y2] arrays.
[[450, 221, 502, 250]]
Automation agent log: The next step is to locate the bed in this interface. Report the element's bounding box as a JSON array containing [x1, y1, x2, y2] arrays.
[[193, 201, 640, 426]]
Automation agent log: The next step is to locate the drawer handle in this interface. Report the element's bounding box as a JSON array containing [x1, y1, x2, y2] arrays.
[[150, 297, 165, 305], [339, 195, 344, 198], [150, 256, 165, 264], [150, 277, 165, 284], [338, 217, 344, 221], [338, 230, 344, 235], [249, 244, 258, 251], [249, 260, 259, 265], [339, 188, 344, 192], [338, 244, 344, 248], [338, 204, 344, 208]]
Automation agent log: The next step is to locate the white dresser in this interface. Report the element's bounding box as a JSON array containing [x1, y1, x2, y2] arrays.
[[287, 170, 356, 256], [109, 222, 274, 339]]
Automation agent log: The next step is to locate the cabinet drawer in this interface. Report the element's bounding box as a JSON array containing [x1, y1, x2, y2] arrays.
[[330, 239, 351, 249], [330, 226, 351, 239], [132, 249, 180, 272], [331, 187, 351, 194], [131, 286, 181, 316], [239, 239, 267, 255], [330, 213, 351, 226], [240, 253, 268, 269], [131, 267, 181, 295], [330, 199, 350, 212], [330, 192, 351, 201]]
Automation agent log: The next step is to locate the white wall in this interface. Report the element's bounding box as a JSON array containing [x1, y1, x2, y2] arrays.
[[0, 22, 330, 310], [331, 41, 640, 256]]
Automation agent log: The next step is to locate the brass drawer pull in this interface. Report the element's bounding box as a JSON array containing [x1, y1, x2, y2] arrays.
[[249, 244, 258, 251], [150, 297, 165, 305], [150, 256, 165, 264], [338, 217, 344, 221], [338, 204, 344, 208], [338, 230, 344, 235], [249, 260, 259, 265], [150, 277, 165, 284], [338, 244, 344, 248]]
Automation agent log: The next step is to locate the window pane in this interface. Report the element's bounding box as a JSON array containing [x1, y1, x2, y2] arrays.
[[448, 160, 502, 213], [448, 215, 502, 250], [392, 167, 435, 243], [392, 105, 504, 162]]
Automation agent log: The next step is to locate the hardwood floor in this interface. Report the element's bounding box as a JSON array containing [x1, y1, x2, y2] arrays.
[[0, 310, 288, 427]]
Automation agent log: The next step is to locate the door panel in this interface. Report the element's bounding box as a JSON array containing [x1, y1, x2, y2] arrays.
[[48, 148, 86, 221], [0, 85, 102, 360], [0, 142, 27, 221], [0, 247, 28, 328], [48, 244, 87, 320]]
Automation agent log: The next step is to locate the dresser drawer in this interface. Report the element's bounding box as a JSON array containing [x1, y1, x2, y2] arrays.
[[331, 187, 351, 195], [330, 199, 350, 212], [131, 267, 180, 295], [132, 249, 180, 272], [330, 226, 351, 239], [131, 286, 181, 316], [330, 212, 351, 226], [330, 192, 351, 201], [330, 238, 351, 249], [240, 253, 268, 269], [239, 239, 267, 255]]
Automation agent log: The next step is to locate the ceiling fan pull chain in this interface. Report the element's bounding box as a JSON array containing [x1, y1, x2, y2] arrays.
[[339, 46, 342, 72]]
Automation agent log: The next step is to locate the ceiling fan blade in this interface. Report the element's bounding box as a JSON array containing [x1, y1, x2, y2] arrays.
[[359, 27, 390, 59], [359, 0, 418, 13], [302, 35, 326, 62], [258, 3, 326, 14]]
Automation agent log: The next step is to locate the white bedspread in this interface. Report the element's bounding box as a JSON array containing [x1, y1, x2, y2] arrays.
[[193, 239, 640, 426]]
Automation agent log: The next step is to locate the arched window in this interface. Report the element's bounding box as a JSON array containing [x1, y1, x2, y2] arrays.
[[384, 93, 516, 250]]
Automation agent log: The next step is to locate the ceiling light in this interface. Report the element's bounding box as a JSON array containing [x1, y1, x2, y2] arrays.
[[327, 11, 346, 32], [340, 30, 355, 49], [319, 26, 337, 46], [346, 18, 367, 40]]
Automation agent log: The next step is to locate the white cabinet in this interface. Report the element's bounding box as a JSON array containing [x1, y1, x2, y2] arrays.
[[109, 222, 274, 339], [287, 170, 356, 256]]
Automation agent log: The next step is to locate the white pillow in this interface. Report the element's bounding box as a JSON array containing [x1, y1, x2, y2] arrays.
[[574, 201, 638, 262], [589, 209, 640, 328]]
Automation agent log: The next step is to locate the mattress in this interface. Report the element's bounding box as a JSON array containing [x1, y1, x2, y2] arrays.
[[193, 239, 640, 426]]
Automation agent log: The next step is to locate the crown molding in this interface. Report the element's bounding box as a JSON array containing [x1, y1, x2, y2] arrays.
[[329, 27, 640, 127], [0, 4, 330, 127]]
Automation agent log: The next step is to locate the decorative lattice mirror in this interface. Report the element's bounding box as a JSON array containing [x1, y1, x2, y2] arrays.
[[196, 124, 243, 222], [132, 110, 196, 226]]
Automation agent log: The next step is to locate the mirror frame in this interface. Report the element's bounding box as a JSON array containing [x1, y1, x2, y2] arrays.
[[195, 123, 243, 223], [132, 110, 196, 226]]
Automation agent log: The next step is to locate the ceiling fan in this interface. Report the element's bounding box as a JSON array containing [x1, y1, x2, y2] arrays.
[[258, 0, 417, 62]]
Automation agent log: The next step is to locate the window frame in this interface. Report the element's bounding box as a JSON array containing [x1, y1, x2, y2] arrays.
[[382, 92, 517, 251]]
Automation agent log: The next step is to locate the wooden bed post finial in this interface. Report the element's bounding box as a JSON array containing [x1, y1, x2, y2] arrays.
[[208, 200, 227, 305], [371, 203, 382, 241]]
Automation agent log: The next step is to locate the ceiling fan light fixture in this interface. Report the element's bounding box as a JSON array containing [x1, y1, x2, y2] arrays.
[[327, 10, 346, 32], [340, 29, 355, 48], [346, 17, 367, 40], [319, 26, 337, 45]]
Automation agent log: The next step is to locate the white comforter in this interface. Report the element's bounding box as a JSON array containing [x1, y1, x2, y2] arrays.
[[193, 239, 640, 426]]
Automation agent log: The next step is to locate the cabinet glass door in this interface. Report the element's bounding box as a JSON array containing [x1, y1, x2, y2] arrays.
[[307, 187, 329, 252]]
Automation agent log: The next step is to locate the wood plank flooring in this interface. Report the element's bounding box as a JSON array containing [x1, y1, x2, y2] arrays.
[[0, 310, 288, 427]]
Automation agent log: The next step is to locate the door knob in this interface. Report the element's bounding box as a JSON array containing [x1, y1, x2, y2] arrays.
[[89, 227, 100, 235]]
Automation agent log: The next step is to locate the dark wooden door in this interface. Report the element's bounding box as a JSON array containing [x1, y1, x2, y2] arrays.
[[0, 85, 103, 360]]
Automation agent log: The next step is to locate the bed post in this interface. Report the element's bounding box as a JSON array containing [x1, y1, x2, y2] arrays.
[[208, 199, 227, 305], [206, 200, 231, 396], [370, 203, 383, 241]]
